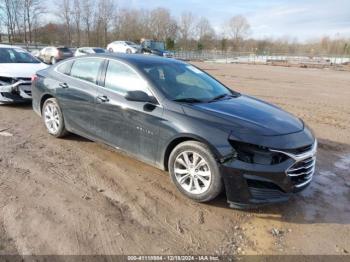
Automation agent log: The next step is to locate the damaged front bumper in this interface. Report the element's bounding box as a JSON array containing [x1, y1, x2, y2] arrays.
[[0, 79, 32, 103], [220, 140, 317, 209]]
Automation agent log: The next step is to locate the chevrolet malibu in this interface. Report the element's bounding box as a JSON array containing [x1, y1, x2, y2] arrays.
[[32, 54, 317, 208]]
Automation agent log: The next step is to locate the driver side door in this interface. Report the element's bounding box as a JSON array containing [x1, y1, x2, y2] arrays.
[[94, 59, 164, 164]]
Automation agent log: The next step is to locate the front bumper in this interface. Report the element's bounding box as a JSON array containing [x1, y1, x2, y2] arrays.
[[0, 80, 32, 103], [221, 141, 317, 208]]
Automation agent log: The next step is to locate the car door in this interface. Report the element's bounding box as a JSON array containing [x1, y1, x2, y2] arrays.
[[94, 59, 164, 164], [54, 57, 104, 138]]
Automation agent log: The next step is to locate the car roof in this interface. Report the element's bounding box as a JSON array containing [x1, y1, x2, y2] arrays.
[[91, 53, 184, 67]]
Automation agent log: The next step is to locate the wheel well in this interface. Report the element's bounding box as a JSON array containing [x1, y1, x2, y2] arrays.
[[40, 94, 53, 114], [163, 137, 199, 171]]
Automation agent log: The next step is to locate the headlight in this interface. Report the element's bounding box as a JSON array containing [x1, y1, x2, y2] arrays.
[[229, 140, 288, 165]]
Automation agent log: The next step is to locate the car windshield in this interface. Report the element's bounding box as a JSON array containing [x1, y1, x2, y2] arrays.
[[125, 41, 137, 46], [93, 48, 106, 53], [139, 63, 237, 102], [0, 48, 40, 64]]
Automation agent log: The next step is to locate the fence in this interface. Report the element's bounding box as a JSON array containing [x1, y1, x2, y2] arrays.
[[2, 42, 350, 67], [173, 50, 350, 66]]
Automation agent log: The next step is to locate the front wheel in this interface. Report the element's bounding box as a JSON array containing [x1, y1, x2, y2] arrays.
[[42, 98, 68, 138], [168, 141, 223, 202]]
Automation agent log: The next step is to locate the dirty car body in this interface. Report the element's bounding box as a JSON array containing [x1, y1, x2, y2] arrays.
[[32, 54, 317, 208], [0, 45, 48, 104]]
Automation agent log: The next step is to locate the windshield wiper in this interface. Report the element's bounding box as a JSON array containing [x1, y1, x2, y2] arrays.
[[208, 93, 234, 102], [173, 98, 204, 103]]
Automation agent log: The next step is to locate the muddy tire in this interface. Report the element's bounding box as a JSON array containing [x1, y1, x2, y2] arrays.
[[169, 141, 223, 202], [42, 98, 68, 138]]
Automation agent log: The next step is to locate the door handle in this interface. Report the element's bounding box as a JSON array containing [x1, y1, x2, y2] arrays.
[[96, 95, 109, 103], [59, 82, 69, 89]]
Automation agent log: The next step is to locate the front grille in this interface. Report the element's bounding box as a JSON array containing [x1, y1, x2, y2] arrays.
[[287, 156, 316, 188], [270, 140, 317, 189]]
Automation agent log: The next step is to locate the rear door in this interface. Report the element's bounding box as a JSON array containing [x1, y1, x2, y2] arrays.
[[94, 59, 164, 164], [54, 57, 104, 138]]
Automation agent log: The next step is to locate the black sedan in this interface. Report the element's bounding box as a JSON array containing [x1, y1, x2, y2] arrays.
[[32, 54, 317, 208]]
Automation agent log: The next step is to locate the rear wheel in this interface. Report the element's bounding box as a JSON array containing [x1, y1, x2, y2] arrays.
[[108, 48, 114, 53], [50, 56, 56, 64], [168, 141, 223, 202], [42, 98, 67, 138]]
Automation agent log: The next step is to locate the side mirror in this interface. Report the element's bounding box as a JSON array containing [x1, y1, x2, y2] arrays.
[[125, 90, 156, 103]]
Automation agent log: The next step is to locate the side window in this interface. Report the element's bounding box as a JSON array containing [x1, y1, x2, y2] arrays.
[[70, 58, 103, 84], [56, 60, 73, 75], [104, 60, 150, 95]]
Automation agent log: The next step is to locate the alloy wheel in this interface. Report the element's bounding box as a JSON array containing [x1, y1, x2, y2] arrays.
[[174, 151, 212, 194], [44, 102, 60, 134]]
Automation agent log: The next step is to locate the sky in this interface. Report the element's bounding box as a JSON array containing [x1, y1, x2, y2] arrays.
[[117, 0, 350, 41]]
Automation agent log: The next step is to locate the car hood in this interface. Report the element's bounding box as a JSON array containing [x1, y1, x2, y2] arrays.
[[0, 63, 48, 78], [184, 95, 304, 136]]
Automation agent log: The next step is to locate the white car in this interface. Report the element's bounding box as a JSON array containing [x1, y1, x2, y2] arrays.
[[107, 41, 140, 54], [74, 47, 107, 57], [0, 44, 48, 104]]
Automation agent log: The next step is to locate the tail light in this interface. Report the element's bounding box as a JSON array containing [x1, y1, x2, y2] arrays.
[[31, 74, 38, 82]]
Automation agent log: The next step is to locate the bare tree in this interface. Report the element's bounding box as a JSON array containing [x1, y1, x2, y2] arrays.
[[2, 0, 17, 43], [57, 0, 72, 45], [149, 8, 177, 41], [178, 11, 196, 49], [23, 0, 45, 43], [72, 0, 81, 46], [196, 17, 215, 49], [81, 0, 94, 45], [225, 15, 250, 50], [96, 0, 115, 47]]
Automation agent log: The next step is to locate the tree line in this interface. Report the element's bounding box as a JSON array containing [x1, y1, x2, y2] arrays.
[[1, 0, 350, 55]]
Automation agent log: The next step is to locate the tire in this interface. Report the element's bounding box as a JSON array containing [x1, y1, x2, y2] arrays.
[[168, 141, 223, 202], [42, 98, 68, 138], [126, 49, 132, 54], [50, 57, 56, 64], [108, 48, 114, 53]]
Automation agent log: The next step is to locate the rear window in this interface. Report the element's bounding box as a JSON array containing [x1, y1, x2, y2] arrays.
[[58, 47, 71, 53], [56, 60, 73, 75], [70, 58, 103, 84], [93, 48, 106, 53]]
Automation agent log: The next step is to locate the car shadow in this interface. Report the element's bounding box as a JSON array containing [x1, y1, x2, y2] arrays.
[[63, 133, 93, 143]]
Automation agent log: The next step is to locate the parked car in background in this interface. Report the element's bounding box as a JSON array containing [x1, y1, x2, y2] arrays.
[[39, 46, 73, 64], [31, 50, 41, 59], [74, 47, 107, 57], [140, 39, 173, 58], [107, 41, 140, 54], [0, 44, 48, 104], [32, 54, 316, 208]]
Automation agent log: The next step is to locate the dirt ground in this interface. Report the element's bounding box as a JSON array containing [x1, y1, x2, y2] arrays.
[[0, 63, 349, 256]]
